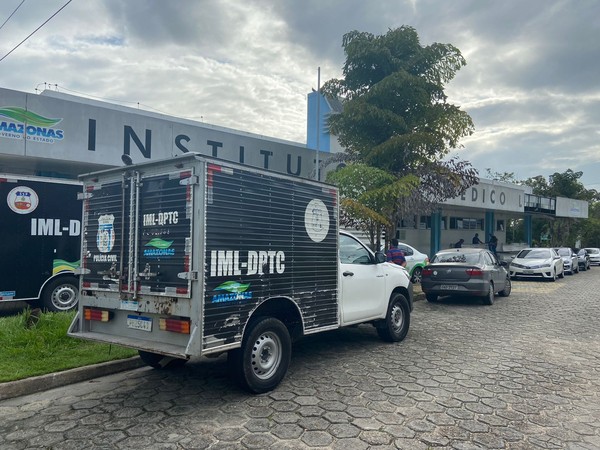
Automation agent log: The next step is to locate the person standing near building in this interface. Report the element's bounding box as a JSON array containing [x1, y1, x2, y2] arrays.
[[472, 233, 483, 245], [386, 238, 406, 267], [488, 234, 498, 254], [454, 238, 465, 248]]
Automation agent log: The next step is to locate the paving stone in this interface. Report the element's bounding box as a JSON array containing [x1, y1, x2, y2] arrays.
[[2, 275, 600, 448]]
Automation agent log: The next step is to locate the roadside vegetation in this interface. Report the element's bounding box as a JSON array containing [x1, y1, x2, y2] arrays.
[[0, 309, 137, 383]]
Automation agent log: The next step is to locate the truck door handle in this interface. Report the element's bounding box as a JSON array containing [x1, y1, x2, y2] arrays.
[[343, 271, 354, 277]]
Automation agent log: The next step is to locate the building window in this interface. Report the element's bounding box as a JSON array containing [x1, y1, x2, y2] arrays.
[[450, 217, 483, 230]]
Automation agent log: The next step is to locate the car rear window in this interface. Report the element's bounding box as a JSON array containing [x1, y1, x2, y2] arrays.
[[433, 253, 481, 264]]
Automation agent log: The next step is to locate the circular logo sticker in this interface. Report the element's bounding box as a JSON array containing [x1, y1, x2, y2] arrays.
[[7, 186, 39, 214], [304, 199, 330, 243]]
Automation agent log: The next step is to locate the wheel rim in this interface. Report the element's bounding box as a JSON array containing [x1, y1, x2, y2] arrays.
[[488, 285, 494, 302], [504, 277, 511, 295], [250, 331, 282, 380], [51, 283, 78, 310], [390, 302, 405, 332], [412, 267, 422, 284]]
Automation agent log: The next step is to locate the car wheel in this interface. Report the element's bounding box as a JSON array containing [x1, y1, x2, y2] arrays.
[[581, 264, 587, 272], [550, 269, 557, 281], [377, 293, 410, 342], [425, 293, 438, 302], [482, 283, 494, 305], [499, 276, 511, 297], [228, 316, 291, 394], [558, 268, 565, 279], [138, 351, 188, 369], [41, 276, 79, 312], [411, 267, 423, 284]]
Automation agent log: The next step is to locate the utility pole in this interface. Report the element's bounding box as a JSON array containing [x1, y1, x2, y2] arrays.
[[315, 67, 320, 181]]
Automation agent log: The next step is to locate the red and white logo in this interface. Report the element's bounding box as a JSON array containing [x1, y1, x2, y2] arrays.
[[7, 186, 39, 214]]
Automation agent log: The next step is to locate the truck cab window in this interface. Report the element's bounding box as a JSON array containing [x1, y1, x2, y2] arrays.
[[339, 234, 372, 265]]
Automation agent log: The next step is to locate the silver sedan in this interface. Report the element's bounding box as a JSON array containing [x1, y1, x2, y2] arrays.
[[509, 248, 565, 281]]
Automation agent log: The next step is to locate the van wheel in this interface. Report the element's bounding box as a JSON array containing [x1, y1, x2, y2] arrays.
[[377, 293, 410, 342], [138, 350, 188, 369], [42, 276, 79, 312], [228, 317, 291, 394], [411, 267, 423, 284]]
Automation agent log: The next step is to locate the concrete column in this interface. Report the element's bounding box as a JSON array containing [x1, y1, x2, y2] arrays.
[[485, 211, 495, 242], [524, 214, 532, 246], [430, 210, 442, 258]]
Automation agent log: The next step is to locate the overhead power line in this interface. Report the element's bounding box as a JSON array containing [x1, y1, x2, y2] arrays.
[[0, 0, 73, 63], [0, 0, 26, 32]]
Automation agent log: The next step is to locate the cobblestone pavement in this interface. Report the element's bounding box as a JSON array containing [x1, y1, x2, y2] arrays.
[[1, 270, 599, 449]]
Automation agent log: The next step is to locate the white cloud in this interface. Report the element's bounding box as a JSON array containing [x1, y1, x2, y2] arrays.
[[1, 0, 599, 187]]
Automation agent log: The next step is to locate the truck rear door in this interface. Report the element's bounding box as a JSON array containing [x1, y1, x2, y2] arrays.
[[82, 170, 195, 299]]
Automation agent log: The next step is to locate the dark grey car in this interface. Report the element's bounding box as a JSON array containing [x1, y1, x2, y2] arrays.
[[421, 248, 511, 305]]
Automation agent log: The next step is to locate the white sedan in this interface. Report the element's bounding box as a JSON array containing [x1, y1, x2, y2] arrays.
[[584, 247, 600, 266], [509, 248, 565, 281]]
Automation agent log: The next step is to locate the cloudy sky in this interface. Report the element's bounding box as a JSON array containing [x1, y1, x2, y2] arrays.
[[2, 0, 599, 189]]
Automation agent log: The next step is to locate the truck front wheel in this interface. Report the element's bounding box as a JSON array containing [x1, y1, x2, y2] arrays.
[[42, 276, 79, 312], [228, 317, 291, 394], [377, 293, 410, 342]]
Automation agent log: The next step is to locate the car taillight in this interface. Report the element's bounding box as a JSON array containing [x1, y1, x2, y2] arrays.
[[466, 268, 484, 277], [422, 268, 433, 277]]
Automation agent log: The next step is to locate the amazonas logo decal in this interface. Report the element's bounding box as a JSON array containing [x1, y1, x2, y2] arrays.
[[0, 106, 65, 144], [212, 281, 253, 303], [144, 238, 175, 257]]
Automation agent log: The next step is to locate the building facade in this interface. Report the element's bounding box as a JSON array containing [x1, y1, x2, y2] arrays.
[[1, 87, 589, 259]]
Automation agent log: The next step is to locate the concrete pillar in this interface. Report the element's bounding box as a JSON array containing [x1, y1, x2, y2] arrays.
[[430, 210, 442, 258], [524, 214, 532, 246]]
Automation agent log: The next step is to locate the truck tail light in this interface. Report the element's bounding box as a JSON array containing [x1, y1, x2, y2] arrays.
[[84, 308, 112, 322], [159, 318, 190, 334]]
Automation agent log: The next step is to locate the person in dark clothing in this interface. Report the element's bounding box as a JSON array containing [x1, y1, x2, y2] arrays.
[[472, 233, 483, 245], [488, 234, 498, 254], [454, 239, 465, 248], [386, 238, 406, 267]]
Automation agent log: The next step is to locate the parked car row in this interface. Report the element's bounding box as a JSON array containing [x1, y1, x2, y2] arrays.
[[420, 245, 598, 306]]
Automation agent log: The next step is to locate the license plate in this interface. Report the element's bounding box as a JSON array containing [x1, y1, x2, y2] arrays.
[[523, 269, 533, 274], [127, 315, 152, 332], [439, 284, 459, 290]]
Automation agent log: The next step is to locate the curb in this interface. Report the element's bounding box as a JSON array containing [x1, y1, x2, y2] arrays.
[[0, 356, 145, 401]]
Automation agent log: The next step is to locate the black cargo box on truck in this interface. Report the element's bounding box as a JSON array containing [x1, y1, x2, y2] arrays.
[[0, 174, 81, 311], [69, 153, 412, 393]]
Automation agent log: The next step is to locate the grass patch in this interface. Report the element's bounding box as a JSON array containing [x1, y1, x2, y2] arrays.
[[0, 309, 138, 383]]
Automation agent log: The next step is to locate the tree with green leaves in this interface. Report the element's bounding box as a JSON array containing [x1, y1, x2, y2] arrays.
[[326, 164, 418, 250], [321, 26, 478, 242], [524, 170, 599, 247]]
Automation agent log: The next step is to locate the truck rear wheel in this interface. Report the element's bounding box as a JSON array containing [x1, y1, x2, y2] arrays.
[[228, 317, 291, 394], [377, 293, 410, 342], [42, 276, 79, 312], [138, 350, 188, 369]]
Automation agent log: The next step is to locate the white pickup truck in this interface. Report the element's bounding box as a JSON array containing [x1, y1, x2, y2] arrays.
[[69, 153, 413, 393]]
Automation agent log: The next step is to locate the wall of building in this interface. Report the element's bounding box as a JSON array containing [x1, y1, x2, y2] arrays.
[[1, 87, 325, 180]]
